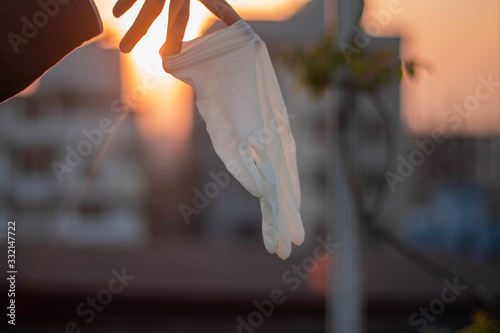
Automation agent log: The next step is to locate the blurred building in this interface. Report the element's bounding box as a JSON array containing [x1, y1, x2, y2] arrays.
[[0, 42, 148, 247], [406, 136, 500, 260]]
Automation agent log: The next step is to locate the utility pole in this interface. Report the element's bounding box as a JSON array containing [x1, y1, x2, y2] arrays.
[[324, 0, 364, 332]]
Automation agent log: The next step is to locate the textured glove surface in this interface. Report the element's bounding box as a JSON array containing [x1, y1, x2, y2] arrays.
[[163, 19, 304, 259]]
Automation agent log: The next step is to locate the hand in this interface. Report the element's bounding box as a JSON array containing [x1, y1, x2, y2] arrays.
[[113, 0, 167, 53], [113, 0, 240, 54], [161, 0, 240, 56], [160, 0, 240, 56], [113, 0, 241, 54]]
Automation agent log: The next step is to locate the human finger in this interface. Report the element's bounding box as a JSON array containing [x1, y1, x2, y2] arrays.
[[161, 0, 190, 56], [113, 0, 138, 18], [119, 0, 166, 53], [199, 0, 240, 26]]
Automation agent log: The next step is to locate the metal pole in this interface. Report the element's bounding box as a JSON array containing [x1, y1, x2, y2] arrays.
[[324, 0, 364, 332]]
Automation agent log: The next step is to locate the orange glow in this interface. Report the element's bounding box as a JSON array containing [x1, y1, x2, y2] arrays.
[[361, 0, 500, 136], [95, 0, 311, 141], [96, 0, 209, 141], [224, 0, 311, 21], [96, 0, 499, 138], [18, 79, 41, 98]]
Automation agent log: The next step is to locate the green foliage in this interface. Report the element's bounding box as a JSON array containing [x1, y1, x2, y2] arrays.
[[422, 312, 500, 333], [279, 34, 416, 97], [461, 312, 500, 333]]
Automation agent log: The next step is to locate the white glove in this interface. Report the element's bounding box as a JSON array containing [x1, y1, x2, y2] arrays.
[[162, 19, 304, 259]]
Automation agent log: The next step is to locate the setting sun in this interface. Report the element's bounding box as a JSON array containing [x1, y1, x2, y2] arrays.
[[101, 0, 212, 141], [94, 0, 312, 140]]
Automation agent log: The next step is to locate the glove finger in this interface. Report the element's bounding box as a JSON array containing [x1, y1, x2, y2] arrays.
[[249, 99, 297, 258], [284, 199, 304, 246], [269, 111, 304, 246], [249, 134, 290, 258], [269, 155, 292, 259], [254, 41, 304, 247], [259, 196, 279, 254], [249, 143, 280, 253], [276, 207, 292, 259]]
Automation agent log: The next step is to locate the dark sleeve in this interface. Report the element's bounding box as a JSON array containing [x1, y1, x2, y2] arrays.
[[0, 0, 102, 103]]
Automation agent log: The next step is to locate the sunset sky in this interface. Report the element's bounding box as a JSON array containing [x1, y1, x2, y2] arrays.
[[362, 0, 499, 135], [94, 0, 500, 138], [94, 0, 311, 141]]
